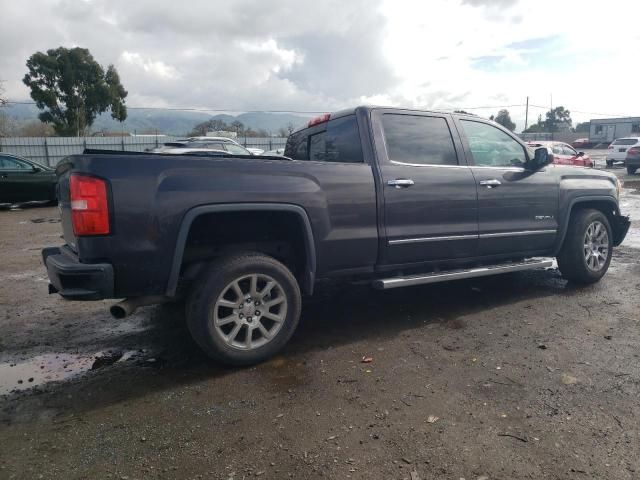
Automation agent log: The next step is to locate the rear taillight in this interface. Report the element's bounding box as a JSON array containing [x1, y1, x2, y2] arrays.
[[628, 147, 640, 155], [69, 174, 110, 236]]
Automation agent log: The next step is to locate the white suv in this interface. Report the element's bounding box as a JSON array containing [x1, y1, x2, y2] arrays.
[[606, 137, 640, 167]]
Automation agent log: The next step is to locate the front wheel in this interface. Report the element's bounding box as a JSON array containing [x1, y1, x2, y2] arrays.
[[186, 253, 301, 365], [627, 166, 637, 175], [606, 160, 613, 167], [557, 209, 612, 284]]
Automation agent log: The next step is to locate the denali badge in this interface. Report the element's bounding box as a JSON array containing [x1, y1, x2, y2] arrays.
[[534, 215, 554, 220]]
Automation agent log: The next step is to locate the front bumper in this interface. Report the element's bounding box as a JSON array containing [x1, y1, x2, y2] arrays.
[[42, 246, 114, 300], [613, 215, 631, 247]]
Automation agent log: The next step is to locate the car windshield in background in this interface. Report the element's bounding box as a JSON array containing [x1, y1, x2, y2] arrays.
[[612, 139, 638, 145], [224, 144, 251, 155], [187, 142, 226, 149]]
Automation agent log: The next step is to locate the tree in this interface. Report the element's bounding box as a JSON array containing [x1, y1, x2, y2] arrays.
[[544, 106, 572, 132], [0, 80, 13, 136], [286, 122, 295, 136], [17, 120, 54, 137], [493, 109, 516, 132], [23, 47, 128, 136], [230, 120, 244, 134], [0, 80, 7, 107], [523, 114, 545, 133], [574, 121, 590, 133], [189, 118, 231, 136]]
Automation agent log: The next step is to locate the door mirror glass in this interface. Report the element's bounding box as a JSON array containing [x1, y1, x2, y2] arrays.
[[529, 147, 551, 170]]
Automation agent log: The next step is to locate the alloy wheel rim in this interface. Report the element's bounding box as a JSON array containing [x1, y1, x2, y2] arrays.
[[212, 274, 287, 350], [583, 221, 609, 272]]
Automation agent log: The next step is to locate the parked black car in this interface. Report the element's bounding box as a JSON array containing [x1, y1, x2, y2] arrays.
[[624, 146, 640, 174], [0, 153, 57, 204], [42, 106, 630, 365]]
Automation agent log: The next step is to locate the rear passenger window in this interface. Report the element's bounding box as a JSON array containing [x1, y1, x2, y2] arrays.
[[284, 114, 364, 163], [309, 131, 327, 161], [381, 114, 458, 166], [325, 115, 363, 163], [284, 132, 309, 160]]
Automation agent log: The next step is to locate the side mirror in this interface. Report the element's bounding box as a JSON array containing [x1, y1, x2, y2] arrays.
[[528, 147, 552, 170], [31, 165, 42, 173], [577, 151, 584, 157]]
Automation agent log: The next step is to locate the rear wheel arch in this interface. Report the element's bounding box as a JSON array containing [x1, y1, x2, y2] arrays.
[[167, 203, 316, 297]]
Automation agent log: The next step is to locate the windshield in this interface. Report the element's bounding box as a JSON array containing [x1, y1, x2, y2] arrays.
[[225, 144, 251, 155], [612, 138, 639, 145]]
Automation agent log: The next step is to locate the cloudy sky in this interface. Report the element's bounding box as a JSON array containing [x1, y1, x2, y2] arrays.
[[1, 0, 639, 130]]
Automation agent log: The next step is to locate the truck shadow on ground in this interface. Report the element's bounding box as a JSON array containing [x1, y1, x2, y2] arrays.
[[1, 267, 588, 423]]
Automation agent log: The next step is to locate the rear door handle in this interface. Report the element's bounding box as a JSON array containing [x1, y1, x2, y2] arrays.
[[387, 179, 415, 188], [479, 179, 501, 188]]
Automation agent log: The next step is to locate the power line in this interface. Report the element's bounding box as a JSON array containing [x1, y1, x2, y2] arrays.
[[529, 104, 633, 118], [6, 99, 636, 119], [3, 101, 327, 115]]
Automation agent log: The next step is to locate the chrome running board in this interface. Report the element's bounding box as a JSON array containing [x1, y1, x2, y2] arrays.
[[373, 258, 554, 290]]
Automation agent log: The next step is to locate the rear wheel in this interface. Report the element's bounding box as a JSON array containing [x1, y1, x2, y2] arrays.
[[606, 160, 613, 168], [557, 209, 612, 284], [627, 165, 637, 175], [186, 253, 301, 365]]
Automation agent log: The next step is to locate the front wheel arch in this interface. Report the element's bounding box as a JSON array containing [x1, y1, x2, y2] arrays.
[[553, 197, 620, 255]]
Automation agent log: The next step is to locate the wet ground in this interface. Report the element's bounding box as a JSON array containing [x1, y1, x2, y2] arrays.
[[1, 165, 639, 479]]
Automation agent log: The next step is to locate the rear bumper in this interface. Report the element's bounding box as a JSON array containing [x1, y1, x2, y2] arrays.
[[42, 246, 114, 300], [624, 156, 640, 167], [613, 215, 631, 247]]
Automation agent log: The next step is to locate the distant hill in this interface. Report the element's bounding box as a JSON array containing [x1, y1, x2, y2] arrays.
[[210, 112, 312, 133], [2, 103, 313, 136]]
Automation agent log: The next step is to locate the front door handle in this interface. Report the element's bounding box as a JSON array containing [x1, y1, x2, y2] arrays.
[[479, 179, 501, 188], [387, 178, 415, 189]]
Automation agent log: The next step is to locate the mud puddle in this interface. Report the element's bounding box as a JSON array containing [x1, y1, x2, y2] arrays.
[[0, 350, 140, 396]]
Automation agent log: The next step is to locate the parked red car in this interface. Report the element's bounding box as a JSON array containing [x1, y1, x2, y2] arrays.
[[572, 138, 591, 149], [527, 141, 594, 168]]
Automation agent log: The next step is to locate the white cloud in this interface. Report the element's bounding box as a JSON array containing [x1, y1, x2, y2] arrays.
[[378, 0, 640, 126], [120, 51, 181, 80], [1, 0, 639, 129]]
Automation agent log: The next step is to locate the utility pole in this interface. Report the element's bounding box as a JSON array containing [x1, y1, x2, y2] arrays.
[[550, 93, 554, 141], [524, 96, 529, 132]]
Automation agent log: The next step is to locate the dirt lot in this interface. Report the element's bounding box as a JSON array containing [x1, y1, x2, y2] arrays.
[[1, 167, 639, 480]]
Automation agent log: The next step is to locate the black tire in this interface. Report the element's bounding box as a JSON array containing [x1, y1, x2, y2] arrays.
[[627, 166, 637, 175], [186, 252, 301, 366], [606, 160, 613, 168], [557, 209, 612, 284]]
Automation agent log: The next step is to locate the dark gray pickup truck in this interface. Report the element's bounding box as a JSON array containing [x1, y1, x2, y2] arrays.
[[42, 106, 630, 364]]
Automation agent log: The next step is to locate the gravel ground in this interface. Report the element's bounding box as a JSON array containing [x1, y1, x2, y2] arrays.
[[0, 168, 639, 480]]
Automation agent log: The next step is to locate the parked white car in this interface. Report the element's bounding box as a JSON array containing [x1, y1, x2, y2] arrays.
[[160, 143, 253, 156], [606, 137, 640, 167], [245, 147, 265, 155], [186, 136, 242, 145], [160, 148, 233, 156]]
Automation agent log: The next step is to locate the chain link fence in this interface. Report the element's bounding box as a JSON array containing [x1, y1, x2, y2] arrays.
[[0, 136, 288, 167]]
